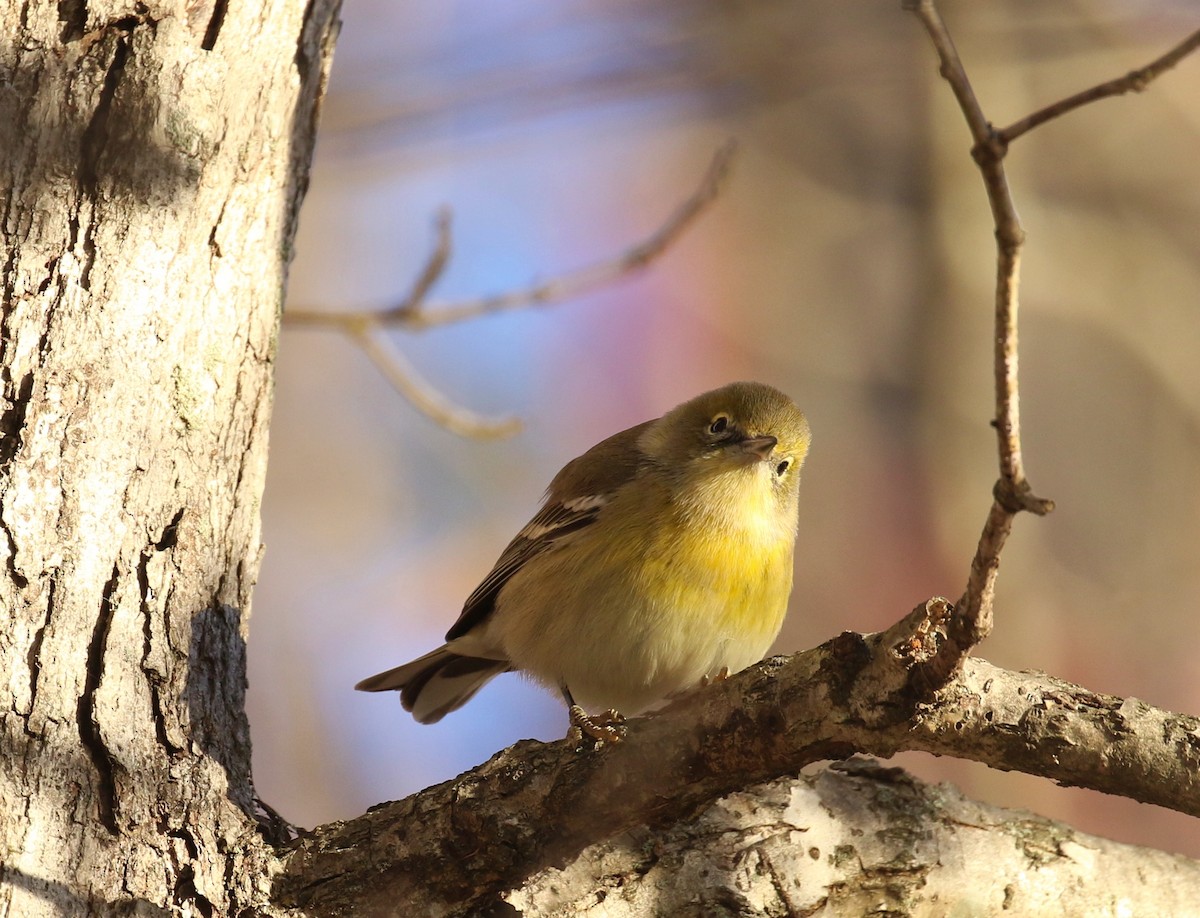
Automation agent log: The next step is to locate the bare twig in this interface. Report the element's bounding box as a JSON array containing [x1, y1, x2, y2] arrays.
[[348, 322, 521, 439], [408, 141, 735, 330], [909, 3, 1199, 648], [907, 0, 1054, 642], [387, 206, 453, 321], [998, 27, 1200, 145], [289, 211, 514, 438], [285, 144, 735, 438], [285, 142, 736, 331]]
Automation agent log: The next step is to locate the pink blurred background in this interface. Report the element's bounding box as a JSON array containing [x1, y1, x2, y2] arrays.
[[251, 1, 1200, 856]]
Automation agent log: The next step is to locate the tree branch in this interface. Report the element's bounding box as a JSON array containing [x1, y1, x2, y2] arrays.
[[907, 0, 1053, 643], [286, 142, 734, 332], [510, 763, 1200, 916], [998, 27, 1200, 145], [348, 322, 521, 439], [908, 5, 1199, 646], [386, 206, 454, 322], [274, 599, 1200, 915], [284, 143, 735, 438]]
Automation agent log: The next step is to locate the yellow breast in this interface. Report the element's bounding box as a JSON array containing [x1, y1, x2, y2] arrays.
[[638, 465, 797, 639]]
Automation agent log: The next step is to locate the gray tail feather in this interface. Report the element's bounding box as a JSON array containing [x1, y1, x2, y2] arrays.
[[355, 645, 512, 724]]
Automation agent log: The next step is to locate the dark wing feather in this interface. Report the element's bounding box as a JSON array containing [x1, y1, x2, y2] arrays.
[[445, 419, 654, 641]]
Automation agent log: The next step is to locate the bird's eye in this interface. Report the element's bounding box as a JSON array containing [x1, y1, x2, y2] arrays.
[[775, 458, 791, 476], [709, 416, 729, 435]]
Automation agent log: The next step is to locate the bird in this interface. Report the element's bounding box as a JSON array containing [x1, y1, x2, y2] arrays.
[[355, 381, 811, 743]]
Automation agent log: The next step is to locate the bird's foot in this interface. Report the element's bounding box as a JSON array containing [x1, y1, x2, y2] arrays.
[[700, 666, 731, 688], [566, 705, 626, 747]]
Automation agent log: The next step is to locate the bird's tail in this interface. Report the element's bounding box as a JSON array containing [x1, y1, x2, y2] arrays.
[[355, 645, 512, 724]]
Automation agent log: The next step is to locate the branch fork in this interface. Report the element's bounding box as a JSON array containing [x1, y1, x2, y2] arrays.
[[285, 144, 736, 437], [907, 1, 1198, 644]]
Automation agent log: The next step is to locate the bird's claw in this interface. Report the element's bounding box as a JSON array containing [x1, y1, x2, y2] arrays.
[[567, 704, 626, 747], [700, 666, 731, 688]]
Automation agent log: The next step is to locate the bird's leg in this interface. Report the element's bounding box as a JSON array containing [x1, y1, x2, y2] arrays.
[[699, 666, 731, 688], [562, 686, 626, 745]]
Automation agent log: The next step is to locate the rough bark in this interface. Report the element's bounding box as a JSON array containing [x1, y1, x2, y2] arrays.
[[0, 1, 339, 914], [507, 760, 1200, 918], [275, 601, 1200, 916]]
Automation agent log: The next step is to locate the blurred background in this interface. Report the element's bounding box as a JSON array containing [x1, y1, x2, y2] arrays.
[[251, 1, 1200, 856]]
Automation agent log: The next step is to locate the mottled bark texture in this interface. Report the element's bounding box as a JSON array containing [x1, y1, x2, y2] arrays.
[[277, 601, 1200, 916], [509, 761, 1200, 918], [0, 1, 339, 915]]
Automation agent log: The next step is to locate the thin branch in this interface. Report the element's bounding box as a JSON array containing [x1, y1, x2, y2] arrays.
[[909, 6, 1199, 640], [285, 208, 453, 330], [387, 206, 454, 321], [348, 322, 521, 439], [277, 599, 1200, 915], [908, 0, 1051, 496], [284, 142, 736, 331], [284, 145, 735, 439], [907, 0, 1055, 639], [998, 27, 1200, 145], [409, 141, 735, 329]]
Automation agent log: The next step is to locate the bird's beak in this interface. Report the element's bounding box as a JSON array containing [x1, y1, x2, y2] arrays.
[[740, 435, 777, 461]]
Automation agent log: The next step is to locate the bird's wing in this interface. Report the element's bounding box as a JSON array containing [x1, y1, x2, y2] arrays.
[[445, 419, 654, 641]]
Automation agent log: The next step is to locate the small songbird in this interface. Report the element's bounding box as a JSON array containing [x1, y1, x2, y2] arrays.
[[356, 381, 811, 742]]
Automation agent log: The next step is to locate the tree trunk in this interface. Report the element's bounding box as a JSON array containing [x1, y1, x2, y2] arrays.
[[0, 1, 339, 914]]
